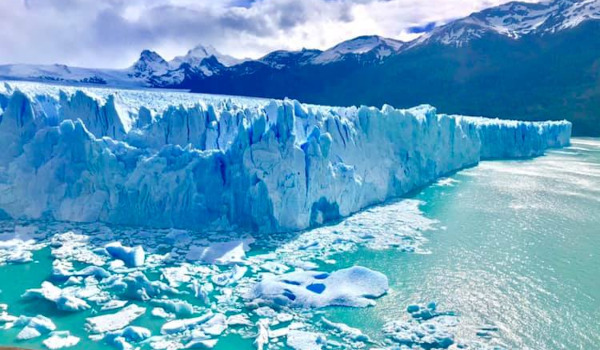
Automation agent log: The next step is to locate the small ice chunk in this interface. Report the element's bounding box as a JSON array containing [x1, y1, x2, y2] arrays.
[[43, 331, 80, 349], [14, 315, 56, 340], [50, 232, 105, 266], [160, 312, 214, 334], [261, 261, 289, 274], [151, 307, 175, 319], [184, 338, 218, 349], [186, 240, 250, 265], [211, 265, 247, 286], [151, 299, 193, 317], [105, 272, 177, 301], [383, 303, 458, 349], [101, 299, 128, 311], [104, 326, 151, 349], [226, 314, 252, 327], [202, 313, 227, 336], [190, 281, 213, 304], [86, 304, 146, 333], [76, 266, 111, 279], [254, 306, 277, 318], [286, 330, 325, 350], [321, 317, 369, 342], [254, 319, 269, 350], [276, 313, 293, 323], [105, 242, 145, 267], [269, 326, 290, 339], [18, 326, 42, 340], [22, 282, 90, 312]]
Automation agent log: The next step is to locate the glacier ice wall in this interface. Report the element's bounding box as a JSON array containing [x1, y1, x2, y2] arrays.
[[0, 81, 572, 232]]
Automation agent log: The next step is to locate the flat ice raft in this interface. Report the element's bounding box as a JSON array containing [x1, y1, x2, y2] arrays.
[[249, 267, 389, 308], [0, 81, 572, 232]]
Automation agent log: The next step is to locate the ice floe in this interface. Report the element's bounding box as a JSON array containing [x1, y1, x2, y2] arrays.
[[102, 326, 151, 350], [161, 312, 214, 334], [86, 304, 146, 333], [286, 330, 326, 350], [105, 242, 146, 267], [382, 303, 459, 349], [186, 240, 252, 265], [13, 315, 56, 340], [22, 281, 90, 312], [249, 266, 389, 308], [43, 331, 80, 349]]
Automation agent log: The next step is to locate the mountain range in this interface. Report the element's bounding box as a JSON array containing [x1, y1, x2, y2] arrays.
[[1, 0, 599, 135]]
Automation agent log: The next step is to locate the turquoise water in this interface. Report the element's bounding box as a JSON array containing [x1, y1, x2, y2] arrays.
[[327, 138, 600, 349], [0, 138, 599, 350]]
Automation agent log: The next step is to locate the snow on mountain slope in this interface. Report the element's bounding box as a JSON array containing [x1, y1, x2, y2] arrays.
[[129, 50, 170, 79], [420, 0, 600, 46], [0, 81, 571, 232], [171, 44, 246, 68], [312, 35, 405, 64], [0, 64, 146, 87], [0, 45, 245, 88]]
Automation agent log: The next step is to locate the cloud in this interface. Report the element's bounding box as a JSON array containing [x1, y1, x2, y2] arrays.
[[0, 0, 541, 68]]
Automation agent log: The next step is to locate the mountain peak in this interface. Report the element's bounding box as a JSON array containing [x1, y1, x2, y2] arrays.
[[131, 50, 168, 78], [312, 35, 405, 64], [171, 44, 244, 68], [187, 44, 218, 57], [138, 50, 166, 63], [421, 0, 600, 46]]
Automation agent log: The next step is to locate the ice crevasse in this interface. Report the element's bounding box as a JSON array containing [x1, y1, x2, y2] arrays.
[[0, 81, 571, 232]]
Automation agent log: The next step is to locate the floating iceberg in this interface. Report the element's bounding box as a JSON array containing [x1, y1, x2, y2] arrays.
[[249, 266, 389, 308], [105, 242, 145, 267], [0, 81, 571, 232], [85, 304, 146, 334], [22, 281, 90, 312], [160, 311, 214, 334], [13, 315, 56, 340], [286, 330, 326, 350], [43, 331, 80, 349]]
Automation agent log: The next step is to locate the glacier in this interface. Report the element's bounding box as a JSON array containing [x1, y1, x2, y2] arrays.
[[0, 81, 571, 232]]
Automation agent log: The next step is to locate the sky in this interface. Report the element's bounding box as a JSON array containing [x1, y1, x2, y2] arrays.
[[0, 0, 541, 69]]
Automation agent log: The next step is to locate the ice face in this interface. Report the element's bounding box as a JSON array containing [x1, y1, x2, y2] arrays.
[[0, 81, 572, 232]]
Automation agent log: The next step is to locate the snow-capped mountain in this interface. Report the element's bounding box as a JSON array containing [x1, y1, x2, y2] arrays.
[[0, 44, 243, 87], [129, 50, 169, 79], [170, 44, 246, 68], [0, 63, 146, 87], [419, 0, 600, 46], [258, 49, 321, 69], [311, 35, 405, 64], [258, 35, 405, 68]]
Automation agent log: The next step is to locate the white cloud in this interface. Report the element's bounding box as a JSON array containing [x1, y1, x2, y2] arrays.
[[0, 0, 541, 68]]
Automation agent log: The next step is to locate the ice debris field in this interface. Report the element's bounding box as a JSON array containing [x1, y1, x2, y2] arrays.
[[0, 201, 500, 350], [0, 80, 572, 349]]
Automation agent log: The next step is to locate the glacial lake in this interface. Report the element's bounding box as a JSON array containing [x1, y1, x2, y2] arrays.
[[0, 138, 598, 350]]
